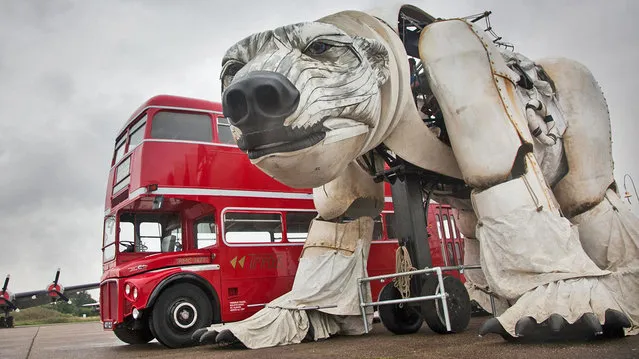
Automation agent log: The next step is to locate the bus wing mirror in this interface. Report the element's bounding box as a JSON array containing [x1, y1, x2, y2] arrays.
[[152, 196, 164, 210]]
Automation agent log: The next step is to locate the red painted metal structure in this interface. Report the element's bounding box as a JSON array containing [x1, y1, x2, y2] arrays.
[[100, 95, 464, 347]]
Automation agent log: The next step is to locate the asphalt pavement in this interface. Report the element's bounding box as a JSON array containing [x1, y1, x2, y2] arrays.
[[1, 318, 638, 359]]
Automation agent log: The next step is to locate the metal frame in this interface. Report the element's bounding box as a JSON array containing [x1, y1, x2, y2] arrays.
[[358, 266, 450, 334], [357, 264, 488, 333], [437, 264, 498, 315]]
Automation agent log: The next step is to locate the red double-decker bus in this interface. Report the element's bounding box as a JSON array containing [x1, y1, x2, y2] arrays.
[[100, 95, 465, 348]]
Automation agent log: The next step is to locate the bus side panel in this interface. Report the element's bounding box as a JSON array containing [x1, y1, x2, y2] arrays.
[[367, 241, 399, 299], [219, 245, 303, 322], [136, 142, 312, 195]]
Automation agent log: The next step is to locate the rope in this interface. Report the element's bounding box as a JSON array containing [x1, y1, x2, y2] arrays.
[[394, 245, 416, 298]]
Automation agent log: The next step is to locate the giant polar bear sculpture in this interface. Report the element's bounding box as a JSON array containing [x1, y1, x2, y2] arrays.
[[195, 5, 639, 348]]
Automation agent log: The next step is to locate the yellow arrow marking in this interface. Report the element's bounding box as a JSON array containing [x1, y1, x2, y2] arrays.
[[238, 256, 246, 268], [230, 256, 237, 268]]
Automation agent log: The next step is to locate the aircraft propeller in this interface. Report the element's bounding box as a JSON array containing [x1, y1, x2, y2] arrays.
[[47, 268, 69, 303]]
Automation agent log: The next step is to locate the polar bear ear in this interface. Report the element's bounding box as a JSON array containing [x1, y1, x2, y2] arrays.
[[353, 36, 390, 86]]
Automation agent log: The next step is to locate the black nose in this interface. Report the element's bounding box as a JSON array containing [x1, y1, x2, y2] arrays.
[[222, 71, 300, 131]]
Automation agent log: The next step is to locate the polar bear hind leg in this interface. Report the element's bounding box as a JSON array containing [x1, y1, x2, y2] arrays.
[[419, 19, 638, 340]]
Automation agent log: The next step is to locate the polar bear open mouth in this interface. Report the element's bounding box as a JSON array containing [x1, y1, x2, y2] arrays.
[[242, 131, 326, 160], [238, 118, 368, 160]]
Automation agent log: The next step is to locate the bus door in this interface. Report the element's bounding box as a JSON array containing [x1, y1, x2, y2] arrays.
[[191, 213, 222, 299]]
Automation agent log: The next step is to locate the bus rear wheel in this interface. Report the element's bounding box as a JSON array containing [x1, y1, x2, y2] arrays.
[[150, 282, 213, 348], [113, 324, 154, 344], [378, 282, 423, 334]]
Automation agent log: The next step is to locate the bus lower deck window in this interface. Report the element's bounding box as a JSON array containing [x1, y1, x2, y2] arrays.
[[224, 212, 283, 243], [286, 212, 316, 242], [195, 215, 217, 248], [118, 212, 182, 253]]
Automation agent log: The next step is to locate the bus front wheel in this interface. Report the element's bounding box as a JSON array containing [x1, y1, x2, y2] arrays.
[[150, 282, 213, 348], [113, 324, 154, 344]]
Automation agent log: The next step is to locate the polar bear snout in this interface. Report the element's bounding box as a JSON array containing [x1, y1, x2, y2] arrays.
[[222, 71, 300, 132]]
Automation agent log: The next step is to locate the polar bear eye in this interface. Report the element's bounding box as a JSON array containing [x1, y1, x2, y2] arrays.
[[221, 61, 245, 90], [305, 41, 332, 56]]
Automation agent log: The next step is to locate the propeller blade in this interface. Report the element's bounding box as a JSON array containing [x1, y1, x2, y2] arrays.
[[53, 268, 61, 285], [55, 291, 69, 303], [1, 275, 9, 293]]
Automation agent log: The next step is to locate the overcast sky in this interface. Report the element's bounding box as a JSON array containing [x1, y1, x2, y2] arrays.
[[0, 0, 637, 295]]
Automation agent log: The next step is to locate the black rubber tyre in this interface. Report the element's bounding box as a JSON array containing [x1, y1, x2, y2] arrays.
[[420, 276, 471, 334], [6, 316, 14, 328], [0, 317, 6, 328], [150, 283, 213, 348], [378, 282, 423, 335], [113, 324, 154, 344]]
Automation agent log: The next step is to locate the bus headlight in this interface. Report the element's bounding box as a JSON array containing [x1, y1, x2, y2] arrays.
[[125, 284, 131, 295], [132, 307, 141, 319], [133, 287, 138, 300]]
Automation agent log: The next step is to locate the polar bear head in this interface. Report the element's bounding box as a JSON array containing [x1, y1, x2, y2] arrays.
[[220, 22, 390, 188]]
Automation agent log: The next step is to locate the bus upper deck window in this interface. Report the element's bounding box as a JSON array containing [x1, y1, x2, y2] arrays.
[[128, 115, 147, 150], [114, 136, 126, 164], [217, 117, 236, 145], [151, 111, 212, 142]]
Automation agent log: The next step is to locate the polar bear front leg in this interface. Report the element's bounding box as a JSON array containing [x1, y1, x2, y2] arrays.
[[194, 162, 383, 349], [419, 19, 636, 340], [456, 209, 510, 316]]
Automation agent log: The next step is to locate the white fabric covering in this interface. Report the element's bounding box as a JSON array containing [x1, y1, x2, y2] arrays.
[[205, 241, 372, 349], [463, 237, 511, 316], [571, 189, 639, 272], [477, 201, 639, 335], [478, 206, 608, 300]]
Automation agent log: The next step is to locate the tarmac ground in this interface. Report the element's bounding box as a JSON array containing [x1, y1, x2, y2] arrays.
[[1, 317, 638, 359]]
